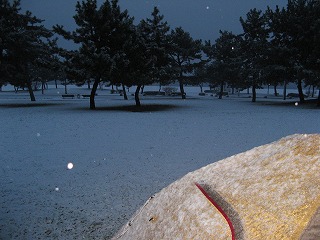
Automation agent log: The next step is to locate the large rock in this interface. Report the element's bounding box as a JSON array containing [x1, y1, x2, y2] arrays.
[[113, 134, 320, 240]]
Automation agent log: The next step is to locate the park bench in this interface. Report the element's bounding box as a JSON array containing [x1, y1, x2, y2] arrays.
[[143, 91, 165, 96], [110, 89, 123, 94], [169, 92, 186, 97], [62, 94, 75, 99], [204, 90, 215, 94], [215, 92, 229, 97], [287, 93, 307, 98]]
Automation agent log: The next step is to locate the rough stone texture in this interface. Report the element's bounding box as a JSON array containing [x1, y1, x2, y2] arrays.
[[300, 207, 320, 240], [113, 134, 320, 240]]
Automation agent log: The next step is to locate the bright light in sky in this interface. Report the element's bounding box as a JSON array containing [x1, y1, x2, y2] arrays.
[[67, 162, 74, 170]]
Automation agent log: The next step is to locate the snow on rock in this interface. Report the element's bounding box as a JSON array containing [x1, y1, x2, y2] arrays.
[[113, 134, 320, 240]]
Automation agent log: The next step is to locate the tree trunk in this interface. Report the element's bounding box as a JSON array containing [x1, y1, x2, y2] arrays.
[[199, 84, 203, 93], [87, 80, 91, 89], [307, 85, 311, 97], [274, 84, 278, 96], [42, 81, 45, 94], [135, 85, 141, 107], [122, 84, 128, 100], [312, 85, 315, 98], [317, 88, 320, 107], [55, 80, 58, 88], [297, 78, 305, 103], [33, 80, 38, 91], [90, 78, 100, 110], [179, 80, 186, 99], [64, 79, 68, 94], [26, 79, 36, 101], [252, 84, 256, 102], [219, 81, 224, 99], [283, 80, 287, 100], [140, 85, 144, 94]]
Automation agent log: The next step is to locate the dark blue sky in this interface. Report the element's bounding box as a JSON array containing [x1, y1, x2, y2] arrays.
[[21, 0, 287, 48]]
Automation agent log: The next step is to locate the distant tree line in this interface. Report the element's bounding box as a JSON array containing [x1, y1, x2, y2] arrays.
[[1, 0, 319, 107], [0, 0, 60, 100]]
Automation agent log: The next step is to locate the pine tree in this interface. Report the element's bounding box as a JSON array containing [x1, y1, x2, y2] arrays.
[[266, 1, 320, 105], [0, 0, 54, 101], [109, 6, 171, 107], [54, 0, 134, 109], [207, 31, 242, 99], [168, 27, 203, 99], [305, 0, 320, 106], [240, 8, 270, 102], [285, 0, 313, 103], [265, 5, 293, 99]]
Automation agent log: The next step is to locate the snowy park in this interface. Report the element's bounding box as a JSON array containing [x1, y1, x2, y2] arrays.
[[1, 0, 320, 238], [0, 85, 319, 239]]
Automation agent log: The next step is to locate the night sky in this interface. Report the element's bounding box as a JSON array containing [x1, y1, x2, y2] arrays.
[[20, 0, 288, 48]]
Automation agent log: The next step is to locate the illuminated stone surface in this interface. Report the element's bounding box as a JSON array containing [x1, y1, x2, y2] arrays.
[[114, 134, 320, 240]]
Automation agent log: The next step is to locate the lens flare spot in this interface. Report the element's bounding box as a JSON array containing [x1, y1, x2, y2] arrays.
[[67, 162, 74, 170]]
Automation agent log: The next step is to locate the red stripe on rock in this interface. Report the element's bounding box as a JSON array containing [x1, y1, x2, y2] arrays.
[[195, 182, 236, 240]]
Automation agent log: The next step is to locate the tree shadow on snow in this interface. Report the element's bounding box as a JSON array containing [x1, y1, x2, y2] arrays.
[[87, 104, 179, 112], [256, 99, 319, 109], [0, 103, 64, 108]]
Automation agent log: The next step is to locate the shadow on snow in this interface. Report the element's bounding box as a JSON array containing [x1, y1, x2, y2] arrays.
[[0, 103, 65, 108], [86, 104, 179, 112]]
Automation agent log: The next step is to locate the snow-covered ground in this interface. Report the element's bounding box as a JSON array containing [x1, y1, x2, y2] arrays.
[[0, 85, 319, 239]]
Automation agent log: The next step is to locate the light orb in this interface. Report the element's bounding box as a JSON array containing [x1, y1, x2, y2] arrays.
[[67, 162, 74, 170]]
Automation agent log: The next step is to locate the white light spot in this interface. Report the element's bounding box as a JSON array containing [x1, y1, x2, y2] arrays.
[[57, 91, 60, 94], [295, 102, 298, 106], [55, 187, 59, 191], [67, 163, 74, 170], [206, 6, 210, 10], [231, 47, 235, 50], [36, 133, 41, 137]]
